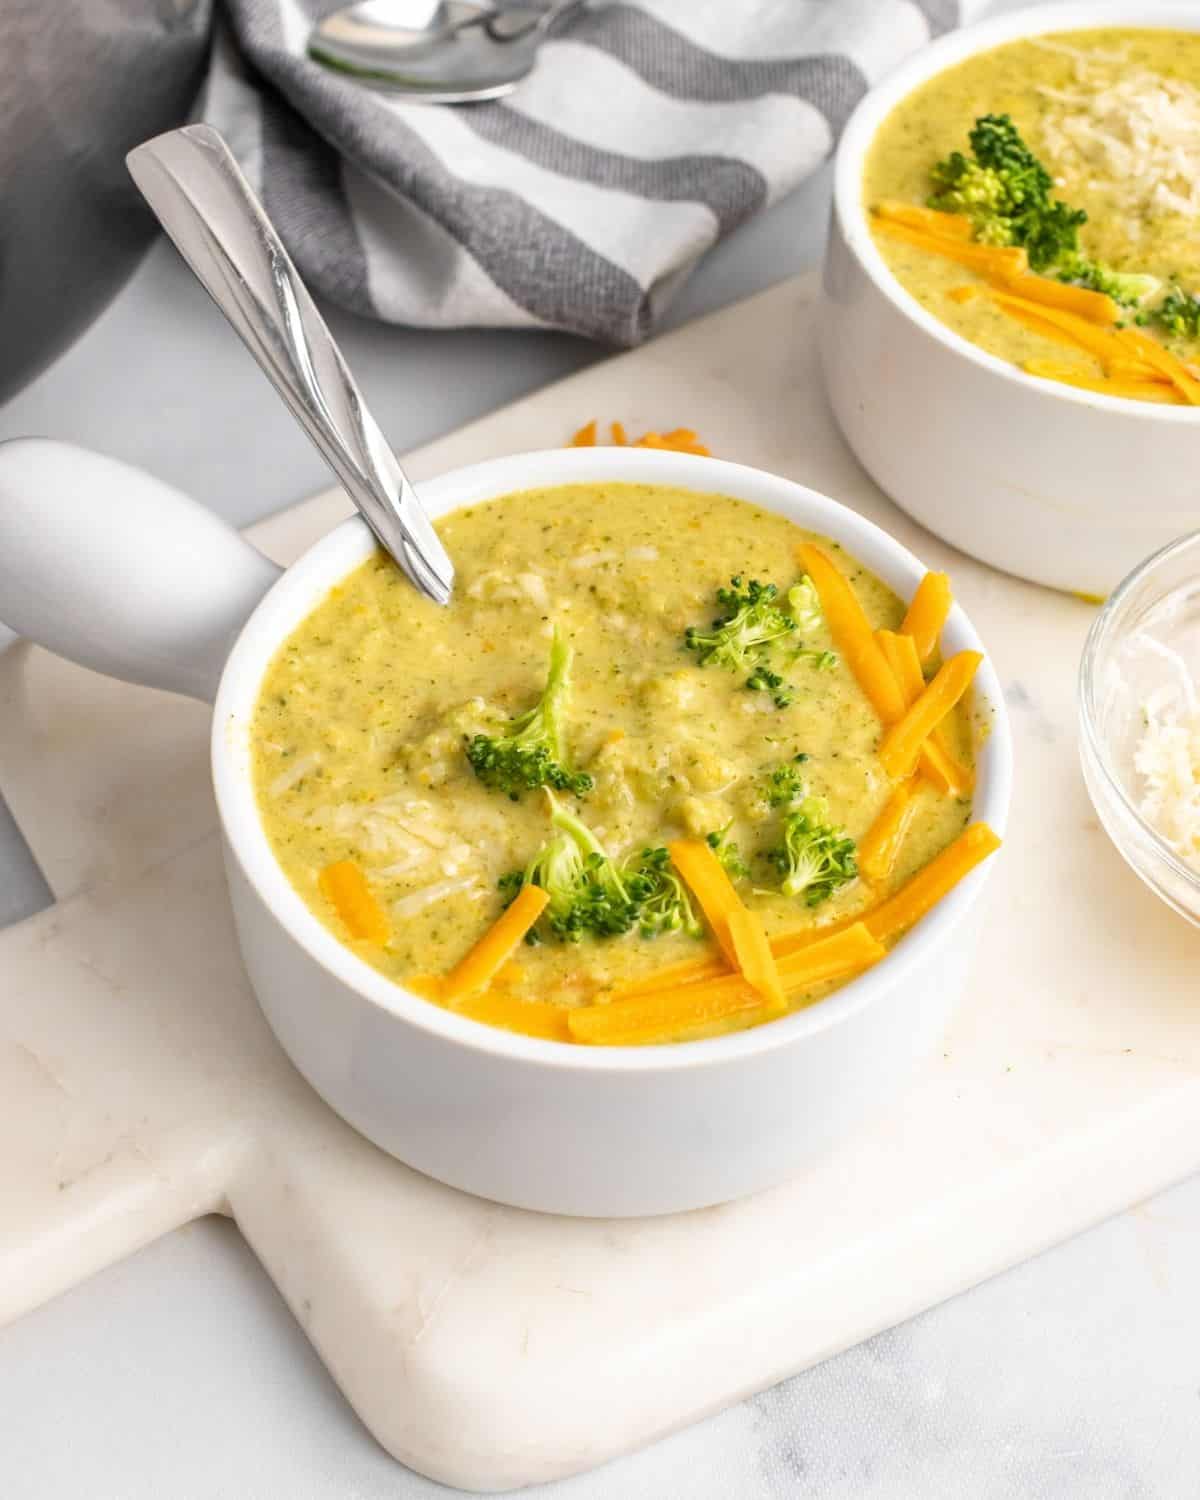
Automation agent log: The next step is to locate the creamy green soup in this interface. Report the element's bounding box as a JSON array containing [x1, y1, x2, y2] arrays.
[[865, 29, 1200, 394], [252, 483, 973, 1018]]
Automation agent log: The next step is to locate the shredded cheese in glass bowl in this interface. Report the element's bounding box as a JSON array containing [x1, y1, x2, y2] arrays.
[[1080, 531, 1200, 926]]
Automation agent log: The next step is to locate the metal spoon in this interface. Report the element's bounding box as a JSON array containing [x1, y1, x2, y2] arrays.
[[126, 125, 454, 605], [309, 0, 586, 101]]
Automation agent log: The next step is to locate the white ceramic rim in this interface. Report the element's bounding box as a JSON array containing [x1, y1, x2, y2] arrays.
[[212, 447, 1012, 1073], [1078, 528, 1200, 899], [834, 0, 1200, 423]]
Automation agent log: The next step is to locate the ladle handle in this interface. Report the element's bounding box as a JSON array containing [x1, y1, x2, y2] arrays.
[[0, 439, 281, 703], [126, 125, 453, 606]]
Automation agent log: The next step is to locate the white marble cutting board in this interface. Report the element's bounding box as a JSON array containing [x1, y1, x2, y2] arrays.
[[3, 276, 1200, 1494]]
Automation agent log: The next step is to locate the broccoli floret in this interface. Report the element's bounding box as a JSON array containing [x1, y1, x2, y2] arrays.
[[1151, 286, 1200, 340], [765, 758, 807, 809], [787, 578, 839, 671], [505, 791, 638, 942], [706, 823, 749, 881], [929, 113, 1087, 271], [466, 626, 593, 800], [1057, 255, 1160, 309], [787, 577, 823, 635], [685, 576, 795, 672], [622, 847, 703, 939], [746, 665, 794, 708], [929, 154, 1012, 230], [766, 796, 857, 907]]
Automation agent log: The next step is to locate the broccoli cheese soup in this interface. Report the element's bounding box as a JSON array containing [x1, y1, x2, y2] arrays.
[[252, 482, 995, 1045]]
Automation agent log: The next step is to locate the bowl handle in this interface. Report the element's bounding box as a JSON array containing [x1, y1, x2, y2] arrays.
[[0, 438, 282, 702]]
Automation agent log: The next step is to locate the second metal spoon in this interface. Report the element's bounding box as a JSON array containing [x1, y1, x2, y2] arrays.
[[126, 124, 455, 605], [309, 0, 586, 100]]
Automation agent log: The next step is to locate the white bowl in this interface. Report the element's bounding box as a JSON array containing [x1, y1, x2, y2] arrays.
[[0, 439, 1012, 1216], [820, 0, 1200, 598]]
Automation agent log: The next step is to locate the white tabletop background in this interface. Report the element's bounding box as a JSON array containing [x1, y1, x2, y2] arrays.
[[2, 3, 1198, 1492]]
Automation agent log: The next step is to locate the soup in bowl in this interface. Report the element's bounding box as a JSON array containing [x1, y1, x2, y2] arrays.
[[251, 479, 993, 1049]]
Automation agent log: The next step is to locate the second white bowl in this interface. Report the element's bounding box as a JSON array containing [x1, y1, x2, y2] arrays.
[[820, 1, 1200, 598]]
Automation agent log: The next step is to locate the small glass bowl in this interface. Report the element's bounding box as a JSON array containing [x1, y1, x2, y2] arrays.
[[1079, 531, 1200, 928]]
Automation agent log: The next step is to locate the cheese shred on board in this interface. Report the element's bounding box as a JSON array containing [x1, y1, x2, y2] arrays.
[[1133, 639, 1200, 872]]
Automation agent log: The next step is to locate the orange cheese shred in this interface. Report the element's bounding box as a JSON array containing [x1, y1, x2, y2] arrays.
[[1113, 328, 1200, 405], [859, 823, 1002, 944], [900, 572, 953, 664], [569, 421, 711, 454], [878, 651, 984, 780], [872, 216, 1028, 277], [876, 628, 974, 798], [857, 776, 920, 886], [1023, 362, 1183, 403], [606, 952, 729, 1001], [727, 906, 787, 1015], [978, 289, 1134, 370], [667, 838, 746, 967], [441, 884, 549, 1002], [318, 860, 390, 944], [798, 543, 907, 724], [873, 200, 974, 240], [452, 990, 571, 1042], [995, 273, 1118, 326]]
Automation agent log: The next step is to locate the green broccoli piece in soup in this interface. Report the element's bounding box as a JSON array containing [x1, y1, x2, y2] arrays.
[[767, 796, 858, 907], [622, 847, 703, 939], [685, 576, 796, 671], [466, 626, 593, 800], [1151, 285, 1200, 340], [1056, 256, 1160, 310], [746, 664, 794, 708], [509, 791, 638, 942], [929, 113, 1087, 271], [787, 578, 839, 671], [787, 577, 824, 635], [706, 823, 749, 881], [765, 758, 807, 809], [687, 574, 836, 708]]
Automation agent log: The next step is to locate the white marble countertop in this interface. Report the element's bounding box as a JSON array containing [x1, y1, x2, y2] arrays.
[[3, 17, 1199, 1489]]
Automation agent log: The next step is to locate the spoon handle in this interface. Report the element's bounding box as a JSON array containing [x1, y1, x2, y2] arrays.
[[126, 125, 454, 605]]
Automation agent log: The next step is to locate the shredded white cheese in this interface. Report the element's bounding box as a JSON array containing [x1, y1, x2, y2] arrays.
[[1132, 638, 1200, 872], [268, 751, 321, 798], [1036, 49, 1200, 224], [390, 878, 485, 918], [515, 572, 549, 607]]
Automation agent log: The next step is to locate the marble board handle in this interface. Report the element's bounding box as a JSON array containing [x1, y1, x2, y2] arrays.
[[0, 438, 281, 703]]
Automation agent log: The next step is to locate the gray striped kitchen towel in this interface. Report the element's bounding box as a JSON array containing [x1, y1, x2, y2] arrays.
[[208, 0, 967, 347]]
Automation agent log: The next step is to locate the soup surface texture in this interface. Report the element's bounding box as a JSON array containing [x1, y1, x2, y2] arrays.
[[252, 483, 975, 1029], [864, 28, 1200, 398]]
